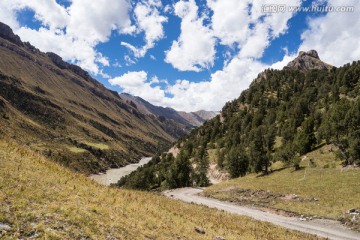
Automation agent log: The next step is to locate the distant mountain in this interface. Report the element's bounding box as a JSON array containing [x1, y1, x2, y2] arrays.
[[0, 22, 195, 174], [120, 93, 218, 128], [118, 50, 360, 190]]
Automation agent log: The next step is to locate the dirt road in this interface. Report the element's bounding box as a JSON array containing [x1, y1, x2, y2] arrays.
[[164, 188, 360, 240]]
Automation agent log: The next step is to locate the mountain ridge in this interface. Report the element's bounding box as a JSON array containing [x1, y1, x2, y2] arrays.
[[0, 22, 200, 174], [120, 93, 218, 128]]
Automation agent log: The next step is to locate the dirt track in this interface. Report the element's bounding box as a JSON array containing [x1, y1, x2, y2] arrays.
[[164, 188, 360, 240]]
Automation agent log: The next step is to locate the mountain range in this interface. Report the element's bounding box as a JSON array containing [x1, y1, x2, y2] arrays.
[[120, 93, 218, 128], [0, 22, 216, 174]]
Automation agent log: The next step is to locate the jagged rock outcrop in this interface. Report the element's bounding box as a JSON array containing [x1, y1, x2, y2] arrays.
[[46, 52, 95, 83], [0, 22, 22, 46], [285, 50, 333, 72]]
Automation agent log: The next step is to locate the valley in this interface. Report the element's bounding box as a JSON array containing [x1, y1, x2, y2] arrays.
[[0, 139, 319, 239], [1, 7, 360, 239], [0, 22, 215, 175], [90, 157, 152, 185]]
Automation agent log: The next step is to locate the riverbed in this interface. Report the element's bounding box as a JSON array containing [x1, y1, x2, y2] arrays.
[[89, 157, 152, 185]]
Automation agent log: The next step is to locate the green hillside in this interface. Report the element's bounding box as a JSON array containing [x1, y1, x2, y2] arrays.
[[204, 144, 360, 230], [118, 50, 360, 188]]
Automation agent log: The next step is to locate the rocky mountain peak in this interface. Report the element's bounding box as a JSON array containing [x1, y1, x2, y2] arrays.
[[285, 50, 333, 72], [0, 22, 22, 46], [299, 50, 319, 59]]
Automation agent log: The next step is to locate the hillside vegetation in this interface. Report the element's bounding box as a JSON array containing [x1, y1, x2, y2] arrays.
[[204, 144, 360, 230], [0, 22, 188, 174], [0, 139, 320, 240], [119, 51, 360, 190]]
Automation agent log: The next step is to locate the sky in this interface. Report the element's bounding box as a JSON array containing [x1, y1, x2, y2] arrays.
[[0, 0, 359, 112]]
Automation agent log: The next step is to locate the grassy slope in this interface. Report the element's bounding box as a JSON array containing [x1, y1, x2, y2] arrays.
[[205, 145, 360, 224], [0, 36, 176, 174], [0, 140, 320, 240]]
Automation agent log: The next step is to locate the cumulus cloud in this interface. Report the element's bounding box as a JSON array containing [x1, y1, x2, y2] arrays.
[[300, 0, 360, 66], [206, 0, 251, 46], [110, 56, 266, 111], [109, 71, 166, 105], [3, 0, 360, 113], [165, 0, 216, 72], [121, 1, 167, 58], [67, 0, 134, 44], [207, 0, 301, 59], [0, 0, 133, 75], [15, 27, 104, 73], [109, 0, 302, 111]]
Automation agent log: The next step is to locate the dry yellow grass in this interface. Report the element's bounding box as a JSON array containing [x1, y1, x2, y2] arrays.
[[205, 145, 360, 220], [0, 139, 321, 239], [68, 146, 87, 153], [81, 141, 109, 150]]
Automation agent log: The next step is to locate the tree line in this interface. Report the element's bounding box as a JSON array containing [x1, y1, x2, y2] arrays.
[[118, 60, 360, 190]]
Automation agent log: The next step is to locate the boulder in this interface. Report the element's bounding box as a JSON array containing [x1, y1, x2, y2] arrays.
[[194, 226, 205, 234], [0, 223, 11, 231]]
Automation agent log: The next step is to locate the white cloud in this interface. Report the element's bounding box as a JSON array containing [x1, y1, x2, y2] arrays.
[[16, 27, 104, 73], [207, 0, 301, 59], [238, 23, 269, 59], [206, 0, 251, 46], [4, 0, 360, 114], [108, 0, 301, 111], [109, 56, 266, 111], [96, 53, 110, 67], [0, 1, 66, 30], [165, 0, 216, 72], [67, 0, 133, 44], [121, 1, 167, 58], [109, 71, 147, 88], [300, 0, 360, 67], [0, 0, 133, 75], [269, 52, 297, 70], [109, 71, 166, 105], [124, 55, 136, 66], [163, 4, 172, 13]]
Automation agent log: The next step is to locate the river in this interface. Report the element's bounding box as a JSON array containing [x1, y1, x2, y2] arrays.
[[89, 157, 152, 185]]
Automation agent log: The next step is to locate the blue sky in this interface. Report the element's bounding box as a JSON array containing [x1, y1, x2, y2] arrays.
[[1, 0, 359, 111]]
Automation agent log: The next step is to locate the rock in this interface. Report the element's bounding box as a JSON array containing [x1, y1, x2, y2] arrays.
[[47, 52, 69, 69], [46, 52, 92, 82], [214, 236, 225, 240], [284, 50, 333, 72], [0, 223, 11, 231], [308, 197, 319, 202], [194, 226, 205, 234], [347, 209, 357, 214], [0, 22, 23, 46]]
